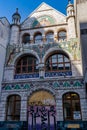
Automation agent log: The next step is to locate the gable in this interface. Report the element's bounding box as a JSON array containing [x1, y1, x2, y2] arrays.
[[34, 2, 53, 12], [21, 2, 66, 29], [0, 17, 10, 26]]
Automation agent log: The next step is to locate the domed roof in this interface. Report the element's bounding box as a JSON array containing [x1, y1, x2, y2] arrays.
[[12, 8, 21, 24], [12, 8, 21, 19]]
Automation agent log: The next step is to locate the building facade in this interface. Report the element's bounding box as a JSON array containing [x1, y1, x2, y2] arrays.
[[0, 1, 87, 130]]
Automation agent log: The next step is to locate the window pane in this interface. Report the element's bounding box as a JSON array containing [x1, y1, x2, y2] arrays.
[[64, 93, 71, 100], [22, 67, 27, 73], [46, 32, 54, 42], [71, 93, 79, 99], [52, 55, 57, 63], [35, 34, 42, 43], [58, 64, 64, 70], [23, 34, 30, 43], [17, 60, 21, 65], [64, 100, 72, 119], [28, 66, 32, 72], [65, 63, 70, 70], [23, 58, 27, 65], [58, 31, 66, 41], [58, 55, 63, 62], [52, 63, 57, 70], [64, 56, 69, 62], [72, 100, 80, 111]]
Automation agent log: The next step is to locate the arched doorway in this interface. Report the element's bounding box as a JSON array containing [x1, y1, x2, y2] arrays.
[[28, 90, 56, 130]]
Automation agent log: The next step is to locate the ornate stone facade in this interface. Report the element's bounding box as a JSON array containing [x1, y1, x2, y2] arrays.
[[0, 1, 87, 130]]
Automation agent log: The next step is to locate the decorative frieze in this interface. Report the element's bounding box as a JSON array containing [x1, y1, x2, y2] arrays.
[[2, 78, 84, 91]]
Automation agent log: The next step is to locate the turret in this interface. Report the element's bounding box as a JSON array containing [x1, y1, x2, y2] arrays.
[[10, 8, 21, 45], [67, 0, 76, 39], [12, 8, 21, 25]]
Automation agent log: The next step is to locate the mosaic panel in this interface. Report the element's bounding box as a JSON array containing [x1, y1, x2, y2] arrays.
[[32, 15, 55, 28], [6, 38, 80, 65]]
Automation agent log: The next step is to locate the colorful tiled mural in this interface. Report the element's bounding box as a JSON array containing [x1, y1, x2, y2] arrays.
[[6, 38, 81, 66], [32, 15, 55, 27]]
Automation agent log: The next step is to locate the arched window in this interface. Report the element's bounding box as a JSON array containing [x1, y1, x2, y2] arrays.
[[63, 92, 81, 120], [22, 33, 30, 44], [45, 53, 71, 72], [6, 95, 21, 121], [34, 32, 42, 43], [46, 32, 54, 43], [15, 55, 39, 74], [58, 30, 66, 41]]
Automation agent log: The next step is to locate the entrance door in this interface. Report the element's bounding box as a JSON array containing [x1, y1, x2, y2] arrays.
[[28, 90, 56, 130]]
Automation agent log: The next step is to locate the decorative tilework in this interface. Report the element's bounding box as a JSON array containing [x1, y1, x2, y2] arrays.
[[14, 84, 21, 89], [14, 73, 39, 79], [24, 84, 30, 89], [45, 71, 72, 77], [53, 82, 60, 88], [63, 81, 70, 87], [2, 79, 84, 91], [74, 81, 82, 87], [5, 85, 11, 90]]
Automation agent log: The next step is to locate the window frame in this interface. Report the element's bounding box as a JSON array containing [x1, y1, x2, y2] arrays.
[[15, 55, 39, 74], [46, 32, 54, 43], [63, 92, 82, 121], [34, 32, 42, 43], [6, 95, 21, 121], [45, 53, 71, 72], [58, 30, 67, 41], [22, 33, 30, 44]]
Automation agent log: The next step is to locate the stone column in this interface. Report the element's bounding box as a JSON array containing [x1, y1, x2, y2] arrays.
[[42, 35, 46, 43], [56, 93, 63, 121], [30, 35, 34, 43], [54, 33, 58, 42], [20, 93, 27, 121], [0, 93, 7, 121], [39, 63, 45, 79], [80, 98, 87, 121]]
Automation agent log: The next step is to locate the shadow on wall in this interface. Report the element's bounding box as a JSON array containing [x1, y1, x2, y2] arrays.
[[80, 22, 87, 76]]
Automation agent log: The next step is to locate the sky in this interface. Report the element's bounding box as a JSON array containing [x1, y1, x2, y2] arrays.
[[0, 0, 73, 23]]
